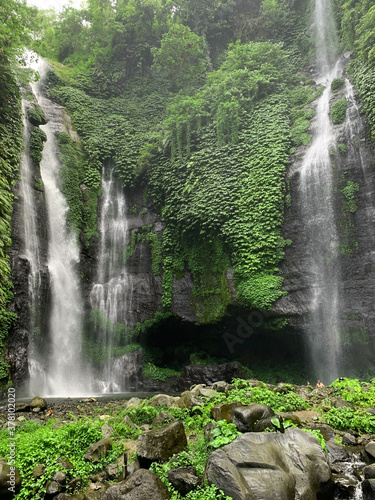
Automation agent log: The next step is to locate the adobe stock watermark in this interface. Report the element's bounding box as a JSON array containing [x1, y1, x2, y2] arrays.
[[223, 309, 273, 354], [6, 387, 17, 496]]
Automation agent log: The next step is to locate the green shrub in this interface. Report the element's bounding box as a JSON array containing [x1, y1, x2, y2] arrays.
[[27, 105, 47, 126], [331, 78, 344, 92], [143, 362, 180, 381], [341, 181, 360, 213], [30, 127, 47, 164], [330, 98, 347, 124]]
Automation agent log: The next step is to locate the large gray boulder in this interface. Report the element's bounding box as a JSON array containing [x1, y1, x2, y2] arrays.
[[137, 421, 187, 467], [205, 428, 334, 500], [101, 469, 170, 499]]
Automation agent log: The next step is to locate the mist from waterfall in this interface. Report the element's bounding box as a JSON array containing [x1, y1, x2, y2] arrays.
[[299, 0, 342, 383], [90, 167, 133, 392]]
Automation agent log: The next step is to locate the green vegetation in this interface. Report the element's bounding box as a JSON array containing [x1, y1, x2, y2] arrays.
[[27, 104, 47, 126], [5, 377, 375, 498], [29, 127, 47, 165], [24, 0, 319, 325], [56, 131, 100, 242], [0, 419, 123, 500], [342, 180, 360, 213], [330, 98, 348, 124], [0, 0, 38, 385], [331, 78, 344, 92]]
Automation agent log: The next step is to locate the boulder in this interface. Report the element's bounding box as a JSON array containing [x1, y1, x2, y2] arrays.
[[231, 404, 274, 432], [365, 441, 375, 461], [307, 423, 335, 442], [52, 470, 67, 486], [212, 381, 227, 393], [149, 394, 178, 407], [333, 399, 354, 409], [326, 442, 349, 464], [101, 469, 170, 500], [205, 428, 334, 500], [45, 480, 62, 497], [105, 463, 120, 481], [125, 398, 142, 410], [152, 412, 176, 427], [30, 397, 47, 410], [168, 467, 200, 495], [84, 439, 112, 463], [364, 465, 375, 480], [126, 460, 140, 477], [211, 402, 243, 423], [175, 393, 203, 411], [178, 362, 244, 390], [0, 460, 22, 499], [32, 464, 46, 478], [342, 433, 357, 446], [137, 421, 187, 468], [362, 479, 375, 500], [101, 424, 114, 439]]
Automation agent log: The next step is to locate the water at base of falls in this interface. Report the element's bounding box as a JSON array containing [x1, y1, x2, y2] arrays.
[[25, 55, 91, 396], [90, 167, 133, 393]]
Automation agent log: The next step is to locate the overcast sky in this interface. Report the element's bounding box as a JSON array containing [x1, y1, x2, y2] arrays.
[[27, 0, 85, 11]]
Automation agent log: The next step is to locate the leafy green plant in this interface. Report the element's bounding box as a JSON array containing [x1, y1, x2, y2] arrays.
[[208, 420, 241, 449], [271, 417, 293, 433], [324, 406, 375, 434]]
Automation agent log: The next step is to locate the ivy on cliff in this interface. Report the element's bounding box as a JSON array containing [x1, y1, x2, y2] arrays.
[[0, 54, 24, 383], [146, 41, 298, 313]]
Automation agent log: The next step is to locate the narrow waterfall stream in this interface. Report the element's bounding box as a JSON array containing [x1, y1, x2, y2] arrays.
[[299, 0, 343, 383], [90, 167, 133, 392], [27, 57, 90, 396]]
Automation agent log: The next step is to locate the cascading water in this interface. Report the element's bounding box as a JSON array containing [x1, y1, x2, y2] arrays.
[[299, 0, 343, 383], [90, 167, 133, 392], [27, 57, 90, 396], [18, 102, 47, 393]]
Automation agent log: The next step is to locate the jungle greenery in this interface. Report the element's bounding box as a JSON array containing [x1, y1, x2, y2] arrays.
[[1, 377, 374, 499], [0, 0, 39, 384], [1, 0, 375, 382]]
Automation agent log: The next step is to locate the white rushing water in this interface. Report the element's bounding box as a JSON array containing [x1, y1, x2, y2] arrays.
[[19, 102, 46, 395], [28, 57, 90, 396], [90, 167, 133, 392], [299, 0, 342, 383]]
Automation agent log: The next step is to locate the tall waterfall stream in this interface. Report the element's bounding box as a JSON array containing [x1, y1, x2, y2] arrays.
[[24, 57, 91, 396], [90, 167, 133, 393]]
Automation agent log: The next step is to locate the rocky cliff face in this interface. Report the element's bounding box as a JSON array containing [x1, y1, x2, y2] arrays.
[[275, 66, 375, 372]]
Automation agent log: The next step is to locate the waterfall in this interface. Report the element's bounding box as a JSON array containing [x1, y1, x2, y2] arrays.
[[18, 103, 46, 393], [299, 0, 342, 383], [26, 56, 90, 396], [90, 167, 133, 392]]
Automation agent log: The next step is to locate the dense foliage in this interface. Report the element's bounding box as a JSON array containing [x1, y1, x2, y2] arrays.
[[0, 0, 37, 385]]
